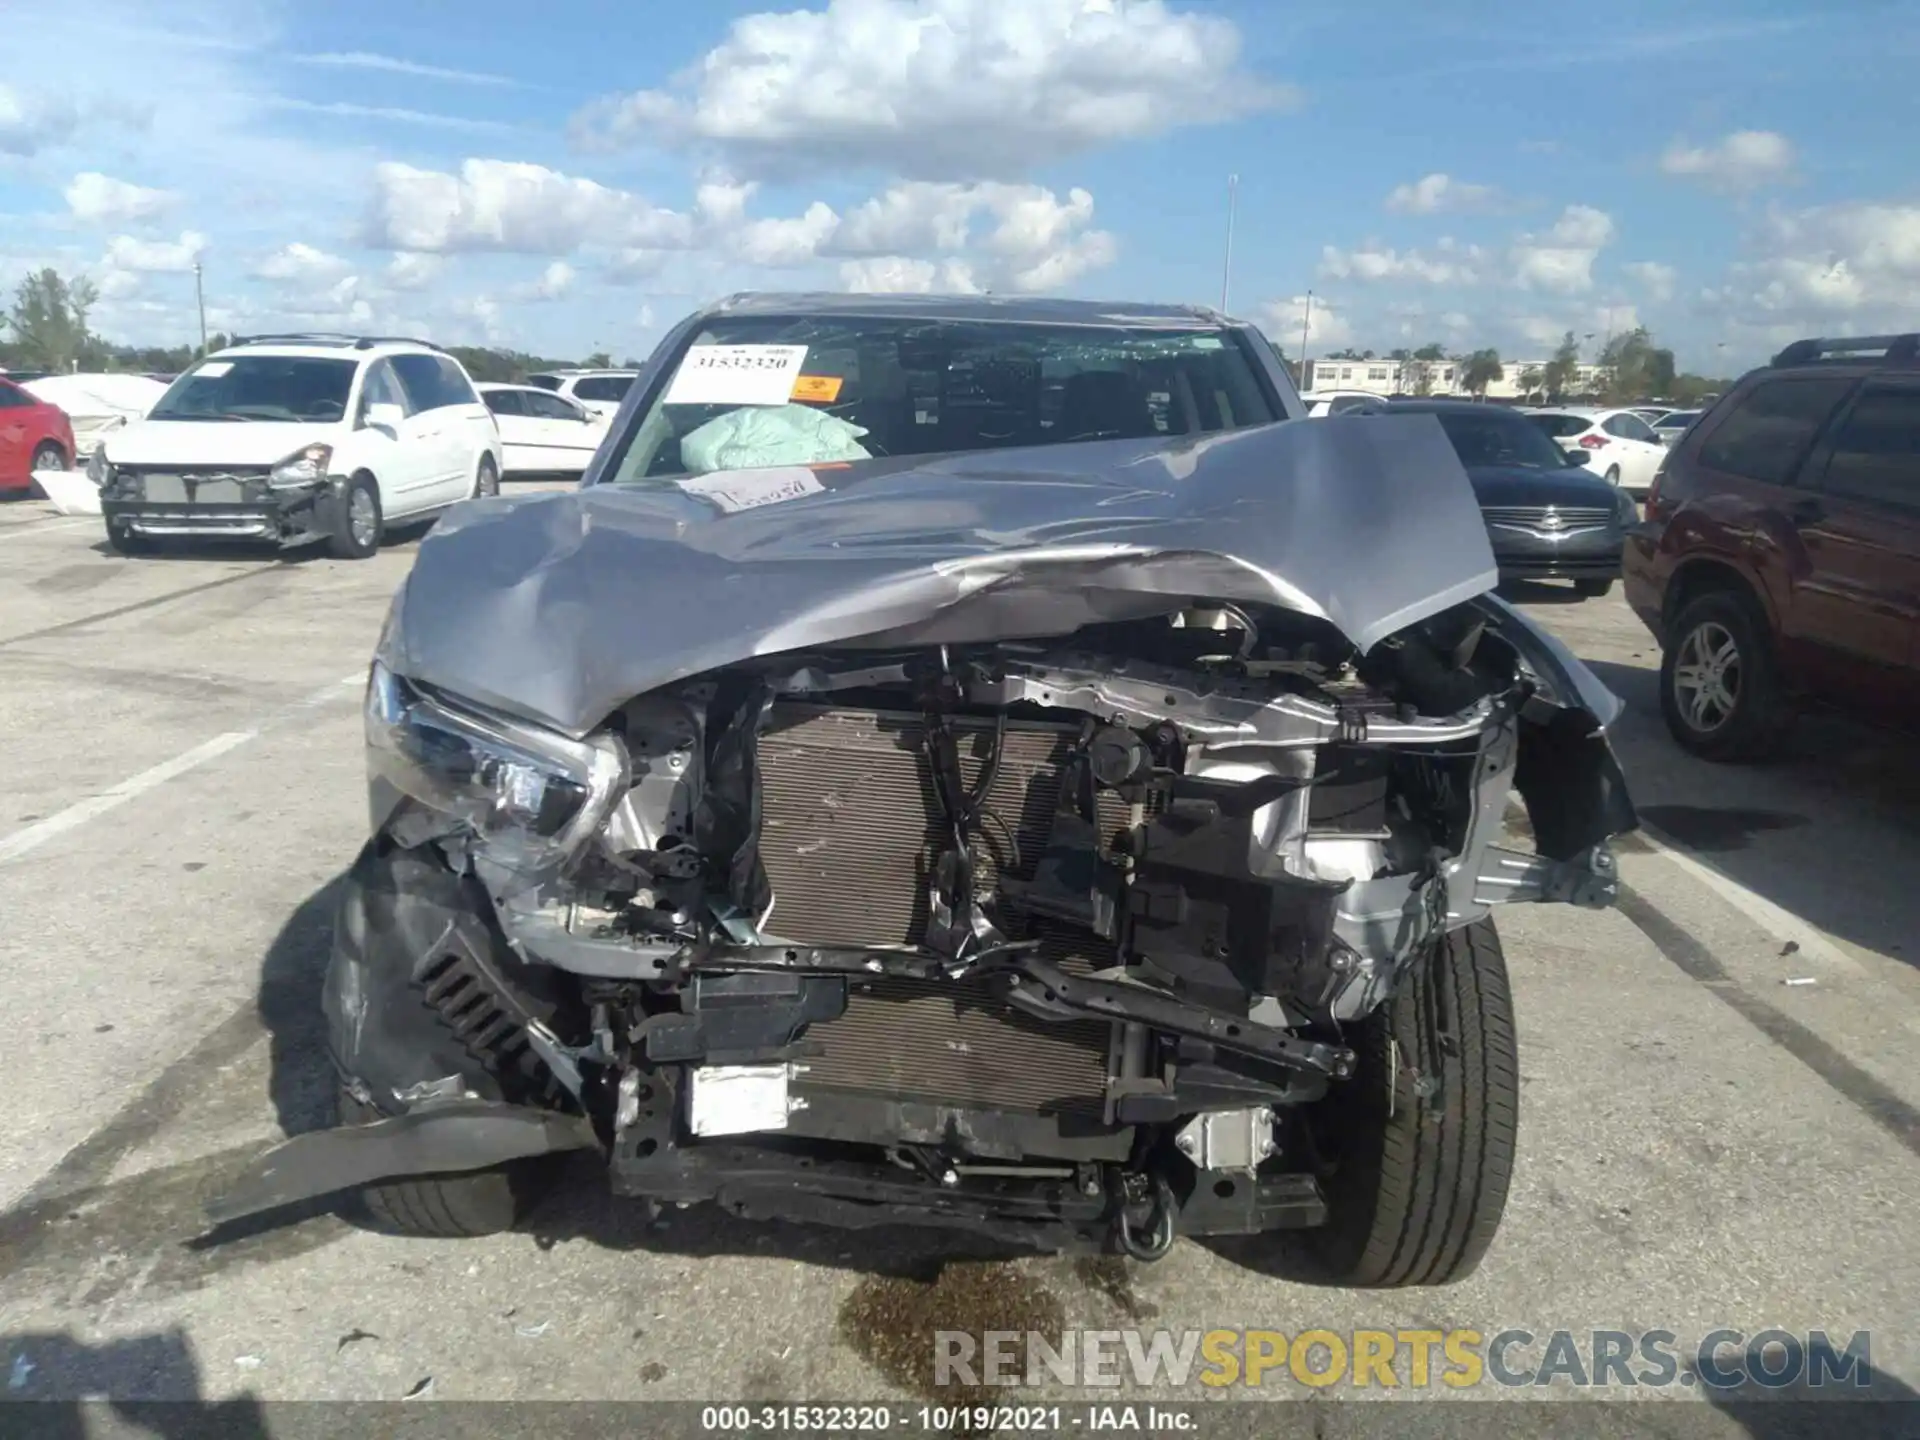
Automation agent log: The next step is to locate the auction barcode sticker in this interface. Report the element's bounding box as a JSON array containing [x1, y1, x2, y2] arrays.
[[675, 466, 825, 513], [662, 344, 810, 407]]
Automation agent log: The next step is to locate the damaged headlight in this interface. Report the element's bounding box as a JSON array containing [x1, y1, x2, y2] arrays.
[[86, 448, 113, 486], [365, 659, 627, 886], [268, 443, 333, 489]]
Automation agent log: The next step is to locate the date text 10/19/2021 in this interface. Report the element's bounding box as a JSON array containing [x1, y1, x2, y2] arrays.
[[700, 1406, 1189, 1432]]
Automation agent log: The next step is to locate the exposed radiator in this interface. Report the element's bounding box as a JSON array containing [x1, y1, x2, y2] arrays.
[[755, 704, 1114, 1115]]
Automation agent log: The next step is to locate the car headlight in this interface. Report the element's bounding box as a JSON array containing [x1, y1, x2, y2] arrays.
[[268, 442, 334, 489], [364, 659, 628, 890], [86, 449, 113, 486]]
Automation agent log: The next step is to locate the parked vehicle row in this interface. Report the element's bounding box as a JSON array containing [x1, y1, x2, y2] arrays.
[[1522, 406, 1667, 494]]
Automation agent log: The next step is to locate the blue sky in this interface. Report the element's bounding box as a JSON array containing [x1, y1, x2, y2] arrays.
[[2, 0, 1915, 371]]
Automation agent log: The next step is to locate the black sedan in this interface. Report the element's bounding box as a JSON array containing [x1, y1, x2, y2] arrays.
[[1361, 399, 1637, 598]]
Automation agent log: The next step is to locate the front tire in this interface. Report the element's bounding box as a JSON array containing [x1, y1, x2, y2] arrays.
[[336, 1086, 554, 1238], [472, 454, 500, 499], [1304, 918, 1518, 1287], [31, 442, 68, 473], [329, 473, 383, 560], [1660, 589, 1789, 761]]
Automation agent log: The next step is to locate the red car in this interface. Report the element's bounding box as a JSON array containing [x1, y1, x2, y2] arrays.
[[1623, 332, 1920, 758], [0, 377, 76, 493]]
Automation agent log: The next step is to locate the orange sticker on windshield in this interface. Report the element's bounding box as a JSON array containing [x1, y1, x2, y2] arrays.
[[791, 374, 844, 402]]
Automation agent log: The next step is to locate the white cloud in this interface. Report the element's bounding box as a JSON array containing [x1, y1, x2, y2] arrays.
[[1660, 130, 1795, 191], [384, 252, 445, 291], [571, 0, 1294, 178], [1511, 205, 1615, 293], [296, 52, 518, 86], [1624, 260, 1677, 301], [1703, 200, 1920, 328], [1319, 239, 1484, 285], [0, 84, 80, 157], [104, 230, 207, 273], [512, 260, 577, 302], [1260, 294, 1353, 353], [834, 180, 1118, 290], [253, 242, 351, 283], [836, 182, 983, 254], [839, 256, 981, 293], [1384, 173, 1495, 215], [65, 172, 175, 225], [735, 201, 841, 267], [364, 159, 693, 255]]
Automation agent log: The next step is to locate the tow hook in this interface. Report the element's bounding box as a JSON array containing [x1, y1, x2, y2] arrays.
[[1113, 1170, 1177, 1262]]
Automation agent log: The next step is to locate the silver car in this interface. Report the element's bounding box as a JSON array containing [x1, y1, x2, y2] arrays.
[[215, 294, 1637, 1287]]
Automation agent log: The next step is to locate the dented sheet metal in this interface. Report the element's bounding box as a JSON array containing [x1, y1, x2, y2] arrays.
[[387, 415, 1498, 737]]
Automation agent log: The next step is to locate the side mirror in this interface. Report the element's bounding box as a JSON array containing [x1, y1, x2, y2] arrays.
[[364, 401, 404, 431]]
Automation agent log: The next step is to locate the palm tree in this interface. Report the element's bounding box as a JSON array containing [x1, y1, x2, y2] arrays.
[[1518, 364, 1545, 400], [1459, 349, 1504, 398]]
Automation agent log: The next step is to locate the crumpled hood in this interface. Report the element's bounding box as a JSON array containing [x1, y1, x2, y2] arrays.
[[388, 415, 1499, 737]]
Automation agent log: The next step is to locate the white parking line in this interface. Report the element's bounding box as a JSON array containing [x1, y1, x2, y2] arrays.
[[0, 518, 94, 543], [0, 672, 365, 867]]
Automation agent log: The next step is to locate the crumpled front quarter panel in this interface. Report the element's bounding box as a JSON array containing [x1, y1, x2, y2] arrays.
[[392, 417, 1498, 735]]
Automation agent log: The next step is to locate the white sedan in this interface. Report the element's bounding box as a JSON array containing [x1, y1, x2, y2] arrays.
[[1523, 406, 1668, 494], [477, 383, 609, 478], [1299, 388, 1389, 417]]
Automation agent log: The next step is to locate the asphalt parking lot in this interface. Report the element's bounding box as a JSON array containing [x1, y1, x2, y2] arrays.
[[2, 491, 1918, 1419]]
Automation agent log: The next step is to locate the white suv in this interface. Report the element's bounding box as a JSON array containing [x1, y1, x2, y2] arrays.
[[524, 368, 639, 419], [92, 335, 503, 559]]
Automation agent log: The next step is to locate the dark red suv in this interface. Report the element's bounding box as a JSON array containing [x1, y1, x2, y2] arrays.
[[1623, 333, 1920, 760]]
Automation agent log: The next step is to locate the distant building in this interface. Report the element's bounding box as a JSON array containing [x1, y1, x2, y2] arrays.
[[1300, 356, 1609, 399]]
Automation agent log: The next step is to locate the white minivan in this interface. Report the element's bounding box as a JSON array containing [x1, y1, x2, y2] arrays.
[[91, 335, 503, 558]]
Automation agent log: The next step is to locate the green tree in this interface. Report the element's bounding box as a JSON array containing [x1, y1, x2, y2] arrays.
[[1542, 331, 1581, 399], [6, 269, 99, 372], [1597, 326, 1681, 403], [1412, 342, 1447, 361], [1517, 364, 1545, 398], [582, 350, 614, 368], [1459, 348, 1504, 397]]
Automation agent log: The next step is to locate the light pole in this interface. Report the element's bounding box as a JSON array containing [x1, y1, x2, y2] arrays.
[[1299, 290, 1314, 381], [193, 262, 208, 356], [1219, 174, 1239, 314]]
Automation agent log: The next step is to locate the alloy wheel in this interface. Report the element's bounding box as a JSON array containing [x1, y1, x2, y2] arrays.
[[348, 488, 378, 548], [1671, 620, 1741, 734]]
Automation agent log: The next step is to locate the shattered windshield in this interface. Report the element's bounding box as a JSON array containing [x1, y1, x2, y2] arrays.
[[150, 355, 358, 423], [601, 315, 1278, 484]]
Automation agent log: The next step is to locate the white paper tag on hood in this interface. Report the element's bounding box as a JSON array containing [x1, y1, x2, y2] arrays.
[[663, 343, 809, 406], [675, 465, 825, 513]]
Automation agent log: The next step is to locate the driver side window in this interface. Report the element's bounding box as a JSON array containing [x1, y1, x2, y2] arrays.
[[359, 361, 410, 424]]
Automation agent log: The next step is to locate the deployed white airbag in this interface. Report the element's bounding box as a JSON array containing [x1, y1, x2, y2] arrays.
[[680, 403, 871, 473]]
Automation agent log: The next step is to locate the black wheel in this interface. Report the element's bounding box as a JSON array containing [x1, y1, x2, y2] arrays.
[[1660, 589, 1789, 761], [31, 442, 68, 472], [336, 1085, 556, 1238], [1604, 465, 1621, 485], [105, 521, 153, 556], [472, 454, 500, 499], [1303, 918, 1518, 1287], [1574, 578, 1614, 598], [329, 473, 383, 560]]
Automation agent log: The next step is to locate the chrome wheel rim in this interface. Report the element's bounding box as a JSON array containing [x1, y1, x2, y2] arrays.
[[348, 488, 378, 547], [34, 445, 68, 471], [1673, 620, 1741, 734], [475, 462, 498, 497]]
